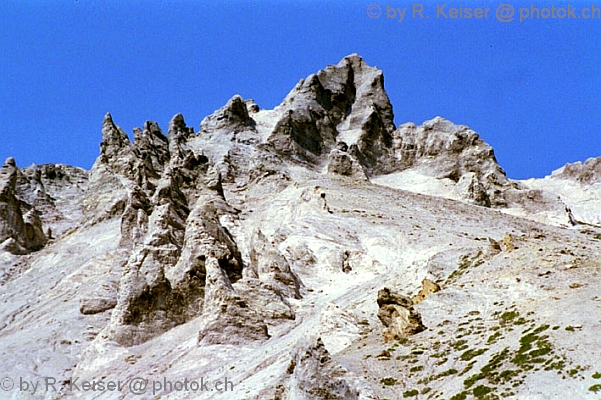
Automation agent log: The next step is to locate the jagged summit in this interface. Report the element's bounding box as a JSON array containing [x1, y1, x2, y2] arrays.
[[551, 156, 601, 184], [0, 157, 47, 254], [1, 54, 600, 400], [2, 54, 599, 255], [266, 53, 395, 171], [200, 94, 255, 133]]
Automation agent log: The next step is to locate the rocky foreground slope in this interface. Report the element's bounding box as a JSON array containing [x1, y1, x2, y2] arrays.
[[1, 54, 600, 400]]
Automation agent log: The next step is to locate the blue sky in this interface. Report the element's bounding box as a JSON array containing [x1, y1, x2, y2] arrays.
[[1, 0, 599, 179]]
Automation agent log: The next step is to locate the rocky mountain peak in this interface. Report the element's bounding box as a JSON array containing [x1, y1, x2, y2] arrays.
[[0, 158, 48, 254], [390, 116, 510, 206], [0, 158, 17, 190], [3, 157, 16, 168], [100, 112, 131, 161], [200, 94, 255, 133], [552, 156, 601, 184], [167, 113, 189, 137], [2, 54, 600, 400], [261, 54, 396, 176]]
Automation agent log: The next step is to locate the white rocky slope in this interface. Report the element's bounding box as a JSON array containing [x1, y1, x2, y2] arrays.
[[1, 54, 600, 400]]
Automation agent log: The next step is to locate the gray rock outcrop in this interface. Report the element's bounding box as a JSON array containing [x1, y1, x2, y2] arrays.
[[95, 114, 273, 347], [197, 257, 270, 345], [325, 145, 368, 180], [267, 54, 395, 173], [249, 229, 301, 299], [377, 287, 426, 340], [551, 157, 601, 184], [0, 157, 47, 253], [286, 337, 359, 399], [200, 94, 256, 134], [17, 163, 88, 235], [392, 117, 510, 206]]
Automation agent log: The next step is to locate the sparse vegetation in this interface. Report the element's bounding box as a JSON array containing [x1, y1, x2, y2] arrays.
[[500, 311, 519, 322], [458, 361, 477, 376], [398, 337, 410, 346], [461, 347, 488, 361], [487, 331, 503, 344], [472, 385, 494, 397], [589, 384, 601, 393], [446, 251, 485, 284], [376, 304, 591, 399], [452, 339, 469, 351], [380, 377, 397, 386], [438, 368, 458, 378]]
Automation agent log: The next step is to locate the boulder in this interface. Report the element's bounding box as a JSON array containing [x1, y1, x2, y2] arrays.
[[377, 287, 426, 340]]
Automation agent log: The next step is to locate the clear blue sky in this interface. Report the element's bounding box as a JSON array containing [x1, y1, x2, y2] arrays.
[[1, 0, 599, 179]]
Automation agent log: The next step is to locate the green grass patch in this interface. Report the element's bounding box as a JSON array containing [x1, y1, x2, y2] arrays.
[[436, 368, 458, 378], [461, 347, 488, 361], [458, 361, 477, 376], [473, 385, 494, 397], [589, 384, 601, 393], [500, 310, 519, 322], [452, 339, 469, 351], [487, 331, 503, 345], [380, 377, 397, 386]]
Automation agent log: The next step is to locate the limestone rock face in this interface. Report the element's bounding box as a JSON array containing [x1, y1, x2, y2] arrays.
[[377, 287, 426, 340], [267, 54, 395, 172], [197, 258, 269, 345], [84, 113, 173, 226], [200, 94, 255, 134], [552, 157, 601, 184], [22, 209, 47, 250], [0, 158, 26, 250], [453, 171, 491, 207], [194, 95, 262, 187], [249, 229, 301, 299], [325, 146, 368, 180], [17, 163, 88, 236], [286, 337, 359, 400], [83, 113, 135, 222], [393, 117, 510, 206], [103, 116, 203, 345], [90, 114, 269, 347], [0, 157, 47, 253]]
